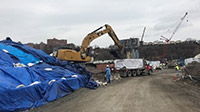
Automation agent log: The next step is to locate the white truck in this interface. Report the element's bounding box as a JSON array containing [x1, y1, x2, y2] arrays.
[[114, 59, 153, 77]]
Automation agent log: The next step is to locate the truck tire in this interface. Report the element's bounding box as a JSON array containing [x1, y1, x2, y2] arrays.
[[136, 70, 140, 76], [127, 71, 132, 77], [132, 71, 137, 77]]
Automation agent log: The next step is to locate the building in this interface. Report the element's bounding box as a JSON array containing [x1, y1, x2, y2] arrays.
[[143, 42, 148, 45], [169, 41, 175, 44], [46, 38, 67, 54], [26, 43, 34, 48], [119, 38, 140, 59], [119, 38, 139, 49], [26, 38, 68, 54], [153, 40, 164, 45], [47, 38, 67, 46], [175, 40, 182, 44], [66, 43, 76, 50]]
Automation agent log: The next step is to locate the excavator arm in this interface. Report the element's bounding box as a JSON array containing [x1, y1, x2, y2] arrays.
[[80, 24, 123, 53]]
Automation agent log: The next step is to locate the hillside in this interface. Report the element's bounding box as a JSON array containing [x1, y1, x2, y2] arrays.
[[93, 41, 200, 61], [139, 42, 200, 60]]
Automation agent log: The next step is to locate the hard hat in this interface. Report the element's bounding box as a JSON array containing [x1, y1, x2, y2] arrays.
[[106, 65, 109, 67]]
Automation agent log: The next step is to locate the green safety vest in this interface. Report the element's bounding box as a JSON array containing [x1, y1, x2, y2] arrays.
[[176, 66, 179, 70]]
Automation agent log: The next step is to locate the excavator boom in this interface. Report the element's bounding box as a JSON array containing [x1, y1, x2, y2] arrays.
[[80, 24, 123, 53]]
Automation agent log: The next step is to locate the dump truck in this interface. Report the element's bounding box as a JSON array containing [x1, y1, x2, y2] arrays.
[[114, 59, 153, 77]]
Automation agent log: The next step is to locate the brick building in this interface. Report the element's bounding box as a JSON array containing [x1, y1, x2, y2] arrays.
[[26, 42, 47, 52], [26, 38, 68, 54], [46, 38, 67, 54]]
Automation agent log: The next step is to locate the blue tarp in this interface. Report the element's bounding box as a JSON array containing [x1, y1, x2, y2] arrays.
[[0, 50, 14, 67], [0, 44, 40, 65], [0, 38, 97, 111]]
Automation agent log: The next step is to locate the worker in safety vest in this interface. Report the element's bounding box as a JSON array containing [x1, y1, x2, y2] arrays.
[[105, 65, 111, 83], [175, 64, 179, 78]]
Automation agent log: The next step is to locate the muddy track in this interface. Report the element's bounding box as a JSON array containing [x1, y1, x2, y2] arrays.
[[31, 69, 200, 112]]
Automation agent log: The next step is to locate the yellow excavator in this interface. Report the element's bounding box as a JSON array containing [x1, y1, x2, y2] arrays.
[[55, 24, 123, 62]]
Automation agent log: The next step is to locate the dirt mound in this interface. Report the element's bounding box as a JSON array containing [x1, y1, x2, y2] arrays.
[[85, 65, 105, 81], [94, 48, 116, 61], [93, 48, 124, 61]]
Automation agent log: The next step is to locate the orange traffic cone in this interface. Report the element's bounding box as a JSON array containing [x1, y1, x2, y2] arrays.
[[174, 75, 177, 81]]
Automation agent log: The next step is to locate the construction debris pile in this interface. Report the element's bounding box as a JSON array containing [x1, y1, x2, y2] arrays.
[[94, 48, 124, 61], [184, 62, 200, 82], [0, 38, 97, 111], [186, 62, 200, 76], [86, 65, 105, 81], [94, 48, 116, 60], [86, 65, 121, 83], [182, 57, 200, 83]]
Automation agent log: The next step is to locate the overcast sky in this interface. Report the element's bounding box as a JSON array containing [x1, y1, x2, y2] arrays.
[[0, 0, 199, 47]]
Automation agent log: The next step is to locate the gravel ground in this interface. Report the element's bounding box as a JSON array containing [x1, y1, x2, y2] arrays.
[[29, 69, 200, 112]]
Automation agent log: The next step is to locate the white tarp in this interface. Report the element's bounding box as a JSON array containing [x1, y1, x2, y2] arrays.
[[147, 61, 160, 69], [184, 58, 200, 66], [114, 59, 144, 70]]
